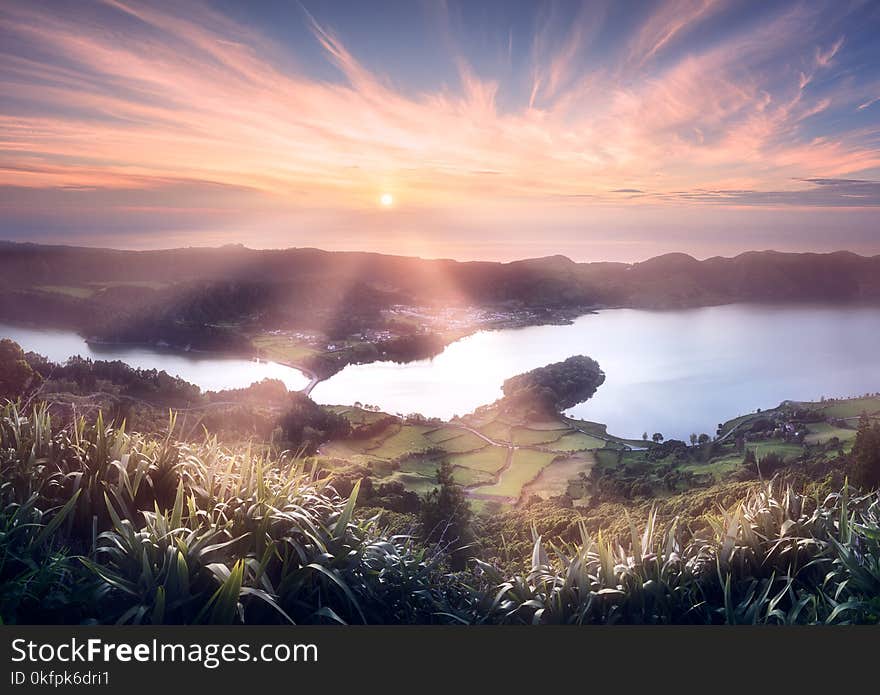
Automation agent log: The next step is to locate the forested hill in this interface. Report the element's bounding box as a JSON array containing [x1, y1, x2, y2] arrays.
[[2, 242, 879, 310]]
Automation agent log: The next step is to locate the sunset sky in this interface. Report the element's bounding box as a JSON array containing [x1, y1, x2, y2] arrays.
[[1, 0, 880, 262]]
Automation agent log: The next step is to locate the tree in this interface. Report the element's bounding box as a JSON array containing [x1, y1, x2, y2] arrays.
[[652, 432, 664, 443], [420, 460, 472, 569], [501, 355, 605, 416], [698, 433, 711, 445], [689, 433, 698, 446], [642, 432, 648, 442], [0, 339, 41, 400], [852, 414, 880, 490], [278, 392, 350, 454]]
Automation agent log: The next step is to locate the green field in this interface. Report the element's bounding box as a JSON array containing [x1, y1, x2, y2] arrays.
[[474, 450, 560, 499], [435, 432, 489, 453], [324, 420, 495, 461], [564, 418, 609, 436], [477, 420, 512, 442], [318, 440, 382, 466], [450, 467, 495, 487], [446, 447, 508, 473], [720, 411, 764, 432], [594, 448, 625, 471], [329, 406, 390, 426], [805, 421, 857, 445], [547, 431, 607, 451], [521, 452, 595, 500], [425, 426, 470, 443], [680, 454, 743, 480], [319, 394, 880, 506], [252, 334, 320, 364], [525, 419, 576, 431], [398, 454, 444, 477], [372, 424, 435, 457], [818, 396, 880, 419], [747, 440, 804, 462], [388, 472, 438, 495], [510, 426, 569, 446]]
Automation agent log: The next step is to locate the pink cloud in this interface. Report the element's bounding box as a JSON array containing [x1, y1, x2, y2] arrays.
[[0, 0, 876, 223]]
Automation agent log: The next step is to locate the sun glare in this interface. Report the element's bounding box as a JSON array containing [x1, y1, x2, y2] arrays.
[[380, 193, 394, 207]]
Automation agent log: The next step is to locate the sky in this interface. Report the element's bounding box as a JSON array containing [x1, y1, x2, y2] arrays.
[[1, 0, 880, 262]]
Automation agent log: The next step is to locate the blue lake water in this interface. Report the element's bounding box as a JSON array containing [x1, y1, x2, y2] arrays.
[[4, 303, 880, 439], [312, 303, 880, 439], [0, 323, 310, 392]]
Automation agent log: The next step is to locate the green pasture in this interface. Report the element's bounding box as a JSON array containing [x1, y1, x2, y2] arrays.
[[474, 450, 560, 499]]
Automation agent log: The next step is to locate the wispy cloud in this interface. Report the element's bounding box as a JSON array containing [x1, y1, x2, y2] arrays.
[[626, 0, 724, 69], [0, 0, 878, 254]]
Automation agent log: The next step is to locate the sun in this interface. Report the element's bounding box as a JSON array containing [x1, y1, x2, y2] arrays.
[[380, 193, 394, 207]]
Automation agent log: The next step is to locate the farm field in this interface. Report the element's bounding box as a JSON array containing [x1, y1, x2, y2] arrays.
[[746, 440, 804, 462], [473, 450, 561, 499], [319, 393, 875, 508], [816, 396, 880, 419], [520, 452, 596, 501], [253, 334, 320, 364], [510, 426, 569, 446], [679, 453, 743, 480], [804, 421, 857, 445], [447, 447, 508, 473], [476, 420, 512, 442], [428, 431, 487, 452], [547, 431, 608, 452], [329, 406, 390, 425]]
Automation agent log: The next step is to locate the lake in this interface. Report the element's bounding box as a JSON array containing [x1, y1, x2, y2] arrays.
[[311, 303, 880, 439], [3, 303, 880, 439], [0, 323, 311, 392]]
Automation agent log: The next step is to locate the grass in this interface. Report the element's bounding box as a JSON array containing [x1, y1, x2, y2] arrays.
[[252, 334, 320, 363], [746, 440, 804, 462], [564, 418, 609, 437], [435, 431, 489, 453], [4, 402, 880, 625], [451, 466, 495, 487], [565, 417, 644, 447], [594, 448, 629, 471], [424, 426, 471, 444], [345, 428, 393, 453], [720, 410, 765, 433], [510, 426, 569, 446], [387, 471, 439, 495], [398, 454, 444, 477], [547, 432, 607, 452], [805, 421, 857, 445], [318, 441, 382, 467], [369, 424, 434, 458], [524, 419, 575, 431], [329, 406, 390, 426], [680, 454, 744, 480], [446, 447, 508, 474], [324, 422, 446, 462], [474, 450, 559, 499], [520, 452, 596, 500], [818, 396, 880, 419], [476, 420, 512, 442]]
